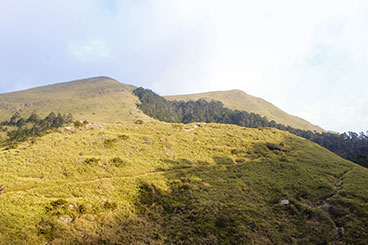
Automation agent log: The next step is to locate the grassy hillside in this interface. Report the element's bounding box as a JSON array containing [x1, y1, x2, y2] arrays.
[[0, 120, 367, 244], [165, 90, 323, 132], [0, 77, 322, 132], [0, 77, 150, 123]]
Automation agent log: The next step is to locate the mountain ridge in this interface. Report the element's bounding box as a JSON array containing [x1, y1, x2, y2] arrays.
[[0, 77, 150, 123], [0, 77, 323, 132], [165, 89, 323, 132], [0, 77, 367, 243]]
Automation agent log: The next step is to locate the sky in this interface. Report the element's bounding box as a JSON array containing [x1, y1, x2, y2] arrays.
[[1, 0, 368, 133]]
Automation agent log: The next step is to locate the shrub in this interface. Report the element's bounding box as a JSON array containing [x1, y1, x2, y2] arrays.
[[78, 204, 87, 214], [46, 199, 70, 216], [104, 138, 116, 148], [111, 157, 126, 167], [118, 134, 129, 141], [50, 199, 68, 209], [135, 120, 144, 125], [103, 201, 117, 210], [84, 158, 100, 165], [73, 120, 84, 128], [266, 143, 290, 153]]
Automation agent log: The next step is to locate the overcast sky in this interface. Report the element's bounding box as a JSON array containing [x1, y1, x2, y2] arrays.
[[1, 0, 368, 133]]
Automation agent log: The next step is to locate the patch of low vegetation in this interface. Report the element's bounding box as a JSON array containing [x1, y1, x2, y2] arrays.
[[73, 120, 84, 128], [110, 157, 126, 167], [118, 134, 129, 141], [104, 138, 117, 148], [103, 200, 118, 210], [134, 119, 144, 125], [84, 157, 100, 165]]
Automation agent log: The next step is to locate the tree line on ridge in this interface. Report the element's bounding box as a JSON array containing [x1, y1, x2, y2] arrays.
[[0, 112, 73, 145], [133, 87, 368, 168]]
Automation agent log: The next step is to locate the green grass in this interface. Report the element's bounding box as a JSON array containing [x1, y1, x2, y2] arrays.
[[165, 89, 324, 132], [0, 120, 366, 244]]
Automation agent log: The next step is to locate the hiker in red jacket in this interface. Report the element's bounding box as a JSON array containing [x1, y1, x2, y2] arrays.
[[0, 185, 4, 195]]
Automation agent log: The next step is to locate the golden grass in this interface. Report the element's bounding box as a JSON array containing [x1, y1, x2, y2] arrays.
[[0, 77, 151, 123], [165, 89, 324, 132], [0, 120, 366, 243]]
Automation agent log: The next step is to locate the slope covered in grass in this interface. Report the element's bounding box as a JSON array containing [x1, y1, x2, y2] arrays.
[[1, 78, 322, 132], [136, 87, 368, 168], [165, 90, 323, 132], [0, 77, 150, 123], [0, 121, 366, 244]]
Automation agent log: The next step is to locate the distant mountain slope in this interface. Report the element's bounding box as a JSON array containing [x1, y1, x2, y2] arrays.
[[0, 77, 150, 123], [1, 77, 322, 132], [165, 90, 323, 132]]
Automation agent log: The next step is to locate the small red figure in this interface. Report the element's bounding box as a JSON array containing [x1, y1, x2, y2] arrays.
[[0, 185, 4, 195]]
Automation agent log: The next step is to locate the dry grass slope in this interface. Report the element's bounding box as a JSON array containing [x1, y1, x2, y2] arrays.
[[1, 77, 321, 132], [0, 121, 366, 244], [165, 90, 323, 132], [0, 77, 151, 123]]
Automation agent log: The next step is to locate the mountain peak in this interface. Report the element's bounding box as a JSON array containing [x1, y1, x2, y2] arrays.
[[0, 77, 148, 123]]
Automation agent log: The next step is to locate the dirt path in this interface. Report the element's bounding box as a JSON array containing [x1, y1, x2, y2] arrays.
[[308, 168, 353, 241], [2, 165, 195, 197], [312, 169, 351, 209]]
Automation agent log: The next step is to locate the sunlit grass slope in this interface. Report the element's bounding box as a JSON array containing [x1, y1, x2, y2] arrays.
[[0, 121, 366, 244], [0, 77, 151, 123], [165, 90, 323, 132], [1, 77, 322, 132]]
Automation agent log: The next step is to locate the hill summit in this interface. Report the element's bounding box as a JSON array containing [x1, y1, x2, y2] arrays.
[[0, 77, 150, 123], [0, 77, 322, 132]]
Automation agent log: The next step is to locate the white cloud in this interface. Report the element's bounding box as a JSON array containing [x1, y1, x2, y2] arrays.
[[68, 40, 110, 62], [0, 0, 368, 132]]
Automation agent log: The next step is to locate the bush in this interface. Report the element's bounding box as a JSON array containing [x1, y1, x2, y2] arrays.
[[73, 120, 84, 128], [46, 199, 70, 216], [78, 204, 87, 214], [84, 158, 100, 165], [266, 143, 290, 153], [104, 138, 116, 148], [118, 134, 129, 141], [110, 157, 126, 167], [103, 201, 117, 210], [50, 199, 68, 209], [135, 120, 144, 125]]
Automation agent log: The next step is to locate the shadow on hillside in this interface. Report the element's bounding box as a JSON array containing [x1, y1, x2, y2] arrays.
[[125, 155, 348, 244], [213, 156, 235, 165], [37, 141, 364, 244], [133, 159, 252, 244]]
